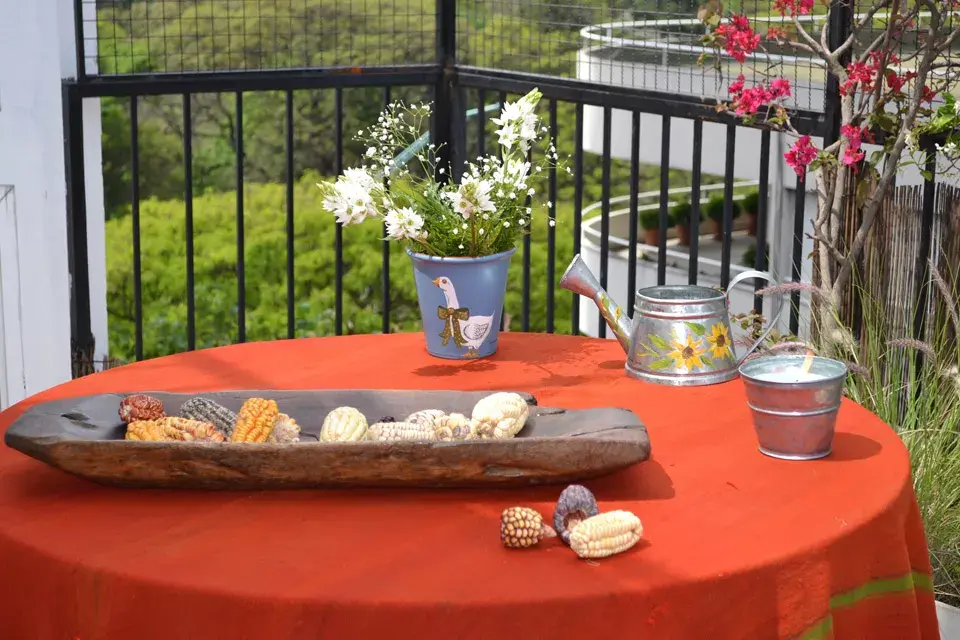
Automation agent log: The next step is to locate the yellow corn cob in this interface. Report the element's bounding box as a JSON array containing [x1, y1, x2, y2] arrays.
[[568, 510, 643, 559], [230, 398, 279, 443], [500, 506, 557, 549], [365, 421, 437, 442], [125, 419, 189, 442]]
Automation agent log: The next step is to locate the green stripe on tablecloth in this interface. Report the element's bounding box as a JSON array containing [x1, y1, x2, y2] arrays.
[[796, 570, 933, 640]]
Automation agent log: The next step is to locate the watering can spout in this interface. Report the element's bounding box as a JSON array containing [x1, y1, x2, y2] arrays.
[[558, 254, 632, 353]]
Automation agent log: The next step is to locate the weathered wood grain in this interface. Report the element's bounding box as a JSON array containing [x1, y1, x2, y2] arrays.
[[4, 389, 651, 489]]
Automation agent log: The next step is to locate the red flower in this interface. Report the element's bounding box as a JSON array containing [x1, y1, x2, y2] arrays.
[[728, 74, 746, 96], [886, 71, 907, 93], [770, 77, 792, 98], [774, 0, 814, 16], [714, 15, 761, 63], [922, 86, 938, 103], [784, 136, 818, 179]]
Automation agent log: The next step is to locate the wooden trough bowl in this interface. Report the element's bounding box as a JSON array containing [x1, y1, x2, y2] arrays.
[[3, 389, 651, 490]]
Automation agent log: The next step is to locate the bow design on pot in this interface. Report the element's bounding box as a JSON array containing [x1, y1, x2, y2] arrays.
[[437, 306, 470, 347]]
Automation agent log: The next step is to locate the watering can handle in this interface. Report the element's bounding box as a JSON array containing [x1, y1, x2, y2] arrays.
[[724, 269, 785, 364]]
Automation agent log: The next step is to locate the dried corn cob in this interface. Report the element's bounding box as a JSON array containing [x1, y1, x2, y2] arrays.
[[179, 397, 238, 440], [365, 421, 437, 442], [553, 485, 600, 546], [406, 409, 446, 427], [119, 394, 166, 423], [500, 507, 557, 549], [230, 398, 279, 443], [125, 419, 189, 442], [471, 392, 530, 439], [568, 510, 643, 559], [268, 413, 301, 444], [152, 417, 224, 442], [320, 407, 368, 442], [436, 412, 474, 441]]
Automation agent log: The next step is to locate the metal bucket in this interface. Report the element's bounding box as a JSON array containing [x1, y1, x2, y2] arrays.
[[738, 355, 848, 460]]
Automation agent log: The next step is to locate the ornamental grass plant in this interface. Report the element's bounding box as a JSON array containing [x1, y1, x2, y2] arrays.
[[837, 273, 960, 606]]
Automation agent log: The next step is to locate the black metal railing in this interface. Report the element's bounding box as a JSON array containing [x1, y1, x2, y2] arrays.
[[63, 0, 943, 373]]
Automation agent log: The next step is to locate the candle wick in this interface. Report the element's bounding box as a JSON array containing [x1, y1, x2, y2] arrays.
[[800, 350, 815, 374]]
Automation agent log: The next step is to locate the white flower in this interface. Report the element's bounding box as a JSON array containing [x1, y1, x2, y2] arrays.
[[366, 147, 377, 157], [491, 92, 541, 153], [322, 178, 378, 226], [343, 167, 377, 191], [906, 129, 918, 150], [384, 206, 426, 240], [518, 218, 526, 226], [445, 177, 495, 220], [548, 219, 556, 227], [503, 221, 510, 227], [496, 125, 519, 150]]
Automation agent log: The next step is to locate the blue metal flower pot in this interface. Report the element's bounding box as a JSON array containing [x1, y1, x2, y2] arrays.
[[407, 247, 516, 359]]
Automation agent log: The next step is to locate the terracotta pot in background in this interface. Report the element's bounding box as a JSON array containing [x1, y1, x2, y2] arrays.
[[643, 228, 659, 246], [746, 212, 758, 236], [710, 218, 723, 241], [675, 224, 690, 246]]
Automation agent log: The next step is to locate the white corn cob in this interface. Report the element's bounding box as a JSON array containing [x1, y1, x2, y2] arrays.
[[320, 407, 368, 442], [406, 409, 447, 426], [366, 421, 437, 442], [471, 392, 530, 439], [568, 510, 643, 559], [268, 413, 301, 444]]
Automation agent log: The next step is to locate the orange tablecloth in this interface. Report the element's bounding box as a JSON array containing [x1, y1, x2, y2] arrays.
[[0, 334, 939, 640]]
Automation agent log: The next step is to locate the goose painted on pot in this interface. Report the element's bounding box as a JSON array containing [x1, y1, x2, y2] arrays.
[[432, 276, 494, 357]]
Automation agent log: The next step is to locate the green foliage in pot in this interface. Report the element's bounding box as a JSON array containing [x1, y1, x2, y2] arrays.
[[670, 200, 694, 227], [640, 209, 662, 231], [705, 194, 742, 223], [741, 191, 760, 216], [740, 243, 770, 267]]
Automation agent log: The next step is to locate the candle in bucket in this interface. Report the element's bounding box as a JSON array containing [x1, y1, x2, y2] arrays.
[[738, 353, 848, 461]]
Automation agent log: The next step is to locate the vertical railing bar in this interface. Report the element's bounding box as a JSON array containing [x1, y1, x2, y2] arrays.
[[627, 110, 640, 315], [790, 173, 805, 335], [235, 91, 246, 344], [657, 115, 672, 286], [546, 99, 558, 334], [183, 93, 196, 351], [720, 124, 736, 290], [599, 106, 612, 339], [477, 88, 486, 159], [689, 119, 703, 285], [382, 86, 392, 334], [285, 89, 296, 340], [522, 146, 532, 332], [913, 140, 938, 370], [73, 0, 86, 81], [572, 103, 584, 336], [64, 84, 94, 374], [334, 87, 344, 336], [754, 129, 771, 314], [131, 95, 143, 361]]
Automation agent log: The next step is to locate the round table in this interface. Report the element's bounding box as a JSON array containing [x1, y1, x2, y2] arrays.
[[0, 334, 939, 639]]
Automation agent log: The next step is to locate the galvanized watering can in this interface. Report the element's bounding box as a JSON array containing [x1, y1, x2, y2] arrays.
[[559, 254, 784, 386]]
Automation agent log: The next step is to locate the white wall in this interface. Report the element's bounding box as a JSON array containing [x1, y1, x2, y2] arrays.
[[0, 0, 106, 409]]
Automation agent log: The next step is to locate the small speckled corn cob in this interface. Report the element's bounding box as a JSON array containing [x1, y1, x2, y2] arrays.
[[435, 412, 474, 441], [568, 510, 643, 559], [268, 413, 301, 444], [406, 409, 446, 427], [125, 419, 189, 442], [320, 407, 368, 442], [500, 507, 557, 549], [230, 398, 279, 443], [178, 397, 238, 440], [366, 421, 437, 442], [471, 392, 530, 439], [119, 394, 166, 423]]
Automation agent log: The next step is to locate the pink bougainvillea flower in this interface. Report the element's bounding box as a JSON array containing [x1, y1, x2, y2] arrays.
[[774, 0, 813, 17], [886, 70, 907, 93], [770, 77, 792, 99], [842, 147, 865, 168], [714, 15, 761, 63], [766, 26, 788, 40], [922, 86, 938, 103], [728, 74, 746, 96], [784, 136, 818, 179]]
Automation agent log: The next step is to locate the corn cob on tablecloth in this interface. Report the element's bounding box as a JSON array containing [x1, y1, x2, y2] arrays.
[[0, 333, 939, 640]]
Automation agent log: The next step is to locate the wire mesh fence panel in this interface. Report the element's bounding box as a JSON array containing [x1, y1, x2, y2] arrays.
[[457, 0, 827, 112], [85, 0, 437, 75]]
